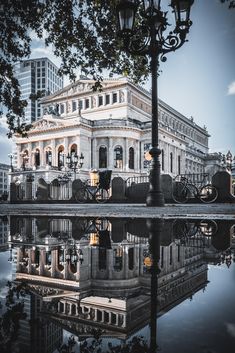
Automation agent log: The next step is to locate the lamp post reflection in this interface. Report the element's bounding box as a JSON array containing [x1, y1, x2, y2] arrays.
[[147, 218, 163, 353]]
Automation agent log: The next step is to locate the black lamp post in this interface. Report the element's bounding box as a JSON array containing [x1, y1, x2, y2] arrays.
[[66, 152, 84, 179], [8, 153, 14, 172], [117, 0, 194, 206]]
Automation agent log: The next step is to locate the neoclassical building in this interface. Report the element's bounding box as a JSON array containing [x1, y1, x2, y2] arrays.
[[13, 77, 210, 182]]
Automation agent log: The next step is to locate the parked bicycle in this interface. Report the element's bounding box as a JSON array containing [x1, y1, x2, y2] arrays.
[[75, 170, 112, 203], [172, 174, 218, 203]]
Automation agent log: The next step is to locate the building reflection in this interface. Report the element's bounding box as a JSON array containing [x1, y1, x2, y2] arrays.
[[7, 216, 235, 352]]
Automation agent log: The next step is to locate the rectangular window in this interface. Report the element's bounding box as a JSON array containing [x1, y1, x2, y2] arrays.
[[98, 96, 103, 106], [112, 93, 117, 103], [105, 95, 110, 105], [72, 101, 77, 112], [85, 99, 90, 109], [79, 100, 83, 110], [42, 61, 45, 66], [60, 104, 64, 114]]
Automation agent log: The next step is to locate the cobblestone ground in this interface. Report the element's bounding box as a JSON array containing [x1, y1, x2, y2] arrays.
[[0, 202, 235, 219]]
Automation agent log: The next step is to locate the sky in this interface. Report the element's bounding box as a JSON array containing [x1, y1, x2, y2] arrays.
[[0, 0, 234, 164]]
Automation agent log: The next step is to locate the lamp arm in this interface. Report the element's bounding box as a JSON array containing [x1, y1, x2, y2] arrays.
[[159, 32, 187, 62]]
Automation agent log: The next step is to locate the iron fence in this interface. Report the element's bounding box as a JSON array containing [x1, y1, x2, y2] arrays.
[[125, 175, 149, 187]]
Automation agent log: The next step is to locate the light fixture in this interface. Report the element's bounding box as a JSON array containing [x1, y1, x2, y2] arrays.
[[117, 0, 138, 34]]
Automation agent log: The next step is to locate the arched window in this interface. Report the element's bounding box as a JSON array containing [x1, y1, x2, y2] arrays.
[[114, 146, 123, 169], [35, 149, 40, 167], [58, 146, 64, 169], [129, 147, 134, 169], [170, 152, 173, 173], [46, 149, 52, 166], [161, 149, 164, 171], [99, 146, 107, 168], [70, 144, 77, 156], [21, 150, 29, 169], [178, 155, 181, 174], [113, 247, 123, 271]]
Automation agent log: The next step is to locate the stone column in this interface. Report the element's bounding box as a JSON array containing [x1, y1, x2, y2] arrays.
[[64, 136, 69, 156], [122, 314, 126, 327], [135, 140, 139, 172], [108, 312, 112, 324], [16, 144, 21, 168], [108, 137, 113, 170], [51, 249, 57, 277], [27, 142, 32, 167], [107, 249, 113, 279], [94, 309, 98, 321], [93, 138, 97, 169], [123, 245, 128, 279], [125, 138, 128, 171], [39, 140, 44, 167], [51, 139, 56, 167]]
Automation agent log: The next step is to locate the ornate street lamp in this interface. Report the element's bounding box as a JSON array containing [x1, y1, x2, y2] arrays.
[[66, 152, 84, 179], [117, 0, 194, 206], [226, 150, 232, 172], [65, 244, 84, 265]]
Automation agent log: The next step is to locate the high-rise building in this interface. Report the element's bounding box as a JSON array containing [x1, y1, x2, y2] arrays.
[[15, 58, 63, 123], [0, 163, 9, 195]]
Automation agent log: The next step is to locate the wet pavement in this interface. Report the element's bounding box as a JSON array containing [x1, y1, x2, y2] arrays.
[[0, 210, 235, 353]]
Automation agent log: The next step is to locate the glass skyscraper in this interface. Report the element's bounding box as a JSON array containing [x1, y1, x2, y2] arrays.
[[15, 57, 63, 123]]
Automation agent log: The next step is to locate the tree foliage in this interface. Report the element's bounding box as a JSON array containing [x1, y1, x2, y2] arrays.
[[0, 0, 148, 137], [1, 0, 234, 137], [0, 281, 28, 353]]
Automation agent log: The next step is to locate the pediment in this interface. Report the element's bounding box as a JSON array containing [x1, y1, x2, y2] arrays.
[[42, 77, 128, 102], [31, 116, 67, 131]]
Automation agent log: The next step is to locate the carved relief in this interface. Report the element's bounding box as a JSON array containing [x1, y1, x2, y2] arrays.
[[32, 120, 63, 131], [120, 90, 125, 103], [92, 96, 96, 108]]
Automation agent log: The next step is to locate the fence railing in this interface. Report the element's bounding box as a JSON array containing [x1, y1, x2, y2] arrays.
[[125, 175, 149, 187]]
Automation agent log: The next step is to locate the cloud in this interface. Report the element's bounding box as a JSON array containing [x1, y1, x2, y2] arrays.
[[227, 81, 235, 95]]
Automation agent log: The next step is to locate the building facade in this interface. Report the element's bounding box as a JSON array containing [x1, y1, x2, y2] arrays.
[[13, 77, 211, 183], [0, 163, 9, 195], [15, 57, 64, 123]]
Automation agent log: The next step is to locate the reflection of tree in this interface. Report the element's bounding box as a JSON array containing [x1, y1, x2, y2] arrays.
[[80, 334, 149, 353], [0, 281, 28, 353]]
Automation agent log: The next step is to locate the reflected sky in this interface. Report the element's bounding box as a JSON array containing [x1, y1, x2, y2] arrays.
[[158, 263, 235, 353]]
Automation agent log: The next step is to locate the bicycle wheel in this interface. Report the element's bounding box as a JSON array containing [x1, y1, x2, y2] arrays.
[[199, 220, 218, 236], [95, 188, 109, 203], [75, 185, 87, 203], [199, 185, 218, 203], [172, 182, 189, 203]]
